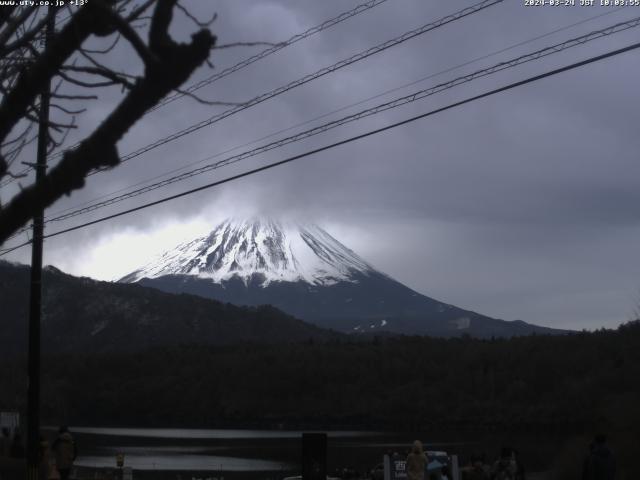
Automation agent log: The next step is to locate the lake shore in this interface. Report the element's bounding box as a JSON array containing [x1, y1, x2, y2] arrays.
[[51, 426, 575, 480]]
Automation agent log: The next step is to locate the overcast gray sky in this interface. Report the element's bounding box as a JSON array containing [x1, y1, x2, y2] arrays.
[[3, 0, 640, 331]]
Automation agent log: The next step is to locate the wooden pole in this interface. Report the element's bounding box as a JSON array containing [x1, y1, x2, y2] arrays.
[[26, 8, 55, 480]]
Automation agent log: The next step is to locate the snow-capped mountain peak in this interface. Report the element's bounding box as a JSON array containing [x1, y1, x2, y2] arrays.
[[121, 218, 377, 286]]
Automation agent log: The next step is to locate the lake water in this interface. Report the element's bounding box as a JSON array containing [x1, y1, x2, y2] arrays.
[[55, 426, 560, 479], [57, 427, 389, 478], [70, 427, 378, 440], [69, 428, 380, 473]]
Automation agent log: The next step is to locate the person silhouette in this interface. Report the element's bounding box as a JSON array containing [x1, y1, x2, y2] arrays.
[[52, 427, 76, 480], [406, 440, 428, 480], [582, 434, 615, 480]]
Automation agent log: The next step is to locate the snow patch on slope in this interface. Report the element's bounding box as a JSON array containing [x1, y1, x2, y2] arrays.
[[451, 317, 471, 330], [90, 319, 109, 336]]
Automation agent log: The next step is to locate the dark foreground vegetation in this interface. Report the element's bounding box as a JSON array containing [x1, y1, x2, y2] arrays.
[[1, 321, 639, 477]]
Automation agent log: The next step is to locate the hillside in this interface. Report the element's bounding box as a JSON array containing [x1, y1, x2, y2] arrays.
[[0, 261, 340, 355], [121, 218, 567, 338]]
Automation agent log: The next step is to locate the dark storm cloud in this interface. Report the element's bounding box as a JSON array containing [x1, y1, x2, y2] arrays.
[[4, 0, 640, 329]]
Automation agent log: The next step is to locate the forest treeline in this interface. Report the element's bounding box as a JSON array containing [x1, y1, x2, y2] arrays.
[[1, 321, 639, 435]]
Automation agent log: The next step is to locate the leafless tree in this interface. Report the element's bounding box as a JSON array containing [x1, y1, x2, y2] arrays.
[[0, 0, 218, 245]]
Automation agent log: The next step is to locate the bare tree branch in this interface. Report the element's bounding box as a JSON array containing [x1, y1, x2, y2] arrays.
[[47, 115, 76, 154], [1, 9, 56, 56], [57, 69, 128, 89], [0, 7, 38, 51], [93, 1, 158, 66], [1, 121, 35, 149], [0, 0, 216, 244], [0, 6, 18, 30], [59, 66, 137, 89], [50, 93, 99, 101], [176, 2, 216, 28], [125, 0, 156, 22], [0, 2, 106, 144], [50, 103, 87, 115], [81, 33, 121, 54], [23, 111, 76, 132], [1, 167, 29, 180], [173, 87, 244, 107]]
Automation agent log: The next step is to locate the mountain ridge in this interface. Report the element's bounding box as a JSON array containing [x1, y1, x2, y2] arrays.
[[0, 260, 341, 356], [120, 218, 568, 338]]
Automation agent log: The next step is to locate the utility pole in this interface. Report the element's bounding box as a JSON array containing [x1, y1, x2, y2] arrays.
[[26, 8, 55, 480]]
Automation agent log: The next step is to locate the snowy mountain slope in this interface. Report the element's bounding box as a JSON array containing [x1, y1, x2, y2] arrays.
[[120, 218, 568, 338], [120, 218, 377, 286]]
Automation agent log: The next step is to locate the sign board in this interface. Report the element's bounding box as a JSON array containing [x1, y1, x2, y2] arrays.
[[383, 455, 407, 480], [0, 412, 19, 431], [384, 452, 460, 480]]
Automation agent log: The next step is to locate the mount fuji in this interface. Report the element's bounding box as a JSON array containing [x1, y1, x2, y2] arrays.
[[120, 218, 564, 337]]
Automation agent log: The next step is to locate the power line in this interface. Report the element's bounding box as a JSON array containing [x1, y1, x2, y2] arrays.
[[104, 0, 503, 168], [29, 15, 640, 229], [0, 0, 391, 188], [3, 38, 638, 256], [41, 5, 628, 222], [1, 0, 504, 242], [0, 174, 25, 188], [0, 242, 29, 256], [152, 0, 391, 111], [78, 0, 504, 174]]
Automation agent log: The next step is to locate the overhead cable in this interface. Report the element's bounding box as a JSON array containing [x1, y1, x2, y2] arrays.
[[41, 5, 628, 220], [45, 0, 503, 171], [0, 0, 391, 188], [34, 15, 640, 227], [153, 0, 391, 111], [3, 37, 638, 256]]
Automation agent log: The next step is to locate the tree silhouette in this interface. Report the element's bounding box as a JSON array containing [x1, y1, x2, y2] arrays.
[[0, 0, 217, 244]]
